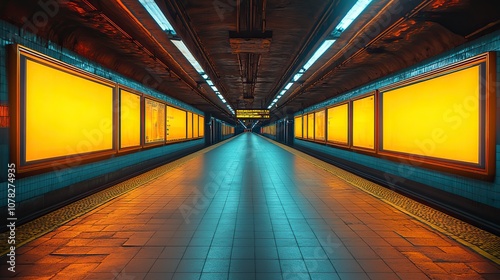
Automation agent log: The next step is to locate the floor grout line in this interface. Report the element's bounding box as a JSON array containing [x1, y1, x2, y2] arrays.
[[0, 136, 240, 256], [259, 135, 500, 265]]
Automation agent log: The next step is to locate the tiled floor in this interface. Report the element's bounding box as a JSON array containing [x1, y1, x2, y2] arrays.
[[1, 133, 500, 279]]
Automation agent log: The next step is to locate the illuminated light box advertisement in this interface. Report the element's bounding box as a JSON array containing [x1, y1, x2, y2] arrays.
[[295, 116, 303, 138], [315, 110, 326, 141], [303, 115, 308, 139], [307, 113, 314, 140], [24, 58, 114, 162], [199, 116, 205, 137], [144, 99, 165, 144], [327, 103, 349, 145], [352, 95, 375, 150], [167, 106, 187, 141], [263, 124, 276, 135], [381, 65, 481, 164], [120, 89, 141, 148], [194, 114, 199, 138], [187, 112, 193, 139]]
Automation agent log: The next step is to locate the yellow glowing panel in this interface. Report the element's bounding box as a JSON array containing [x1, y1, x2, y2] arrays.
[[264, 124, 275, 136], [352, 95, 375, 149], [303, 115, 308, 139], [194, 114, 199, 138], [187, 112, 193, 139], [25, 59, 113, 162], [382, 65, 480, 164], [295, 116, 303, 138], [307, 113, 314, 140], [315, 110, 325, 141], [145, 99, 165, 143], [327, 104, 349, 145], [166, 106, 186, 141], [199, 116, 205, 137], [120, 90, 141, 148]]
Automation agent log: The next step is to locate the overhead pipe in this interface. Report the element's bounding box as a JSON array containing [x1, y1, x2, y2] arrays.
[[262, 0, 267, 32], [236, 0, 240, 32]]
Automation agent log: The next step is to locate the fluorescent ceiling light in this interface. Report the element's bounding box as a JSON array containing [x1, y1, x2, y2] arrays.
[[140, 0, 234, 114], [333, 0, 373, 35], [239, 120, 247, 129], [303, 39, 336, 70], [171, 40, 204, 74], [279, 90, 286, 96], [267, 0, 372, 109], [139, 0, 176, 34], [293, 73, 303, 82]]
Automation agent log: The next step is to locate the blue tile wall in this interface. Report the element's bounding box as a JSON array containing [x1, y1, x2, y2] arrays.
[[294, 30, 500, 209], [0, 20, 205, 207]]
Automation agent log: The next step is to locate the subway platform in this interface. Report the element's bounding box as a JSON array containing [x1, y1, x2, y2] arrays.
[[1, 133, 499, 280]]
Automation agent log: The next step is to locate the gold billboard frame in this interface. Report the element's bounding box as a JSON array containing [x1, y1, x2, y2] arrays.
[[326, 101, 350, 147], [351, 92, 378, 153], [378, 52, 495, 179], [118, 86, 143, 152], [10, 44, 117, 174]]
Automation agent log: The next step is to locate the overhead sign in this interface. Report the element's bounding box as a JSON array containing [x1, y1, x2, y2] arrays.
[[236, 109, 270, 119]]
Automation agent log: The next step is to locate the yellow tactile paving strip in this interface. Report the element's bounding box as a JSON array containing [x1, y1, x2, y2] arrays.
[[0, 138, 234, 256], [262, 136, 500, 265]]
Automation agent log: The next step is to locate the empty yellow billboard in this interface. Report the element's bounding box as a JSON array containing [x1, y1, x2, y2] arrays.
[[381, 65, 480, 164], [24, 58, 114, 162], [327, 103, 349, 145], [295, 116, 303, 138], [145, 99, 165, 144], [187, 112, 193, 139], [199, 116, 205, 137], [303, 115, 308, 139], [352, 95, 375, 150], [167, 106, 187, 141], [120, 89, 141, 149], [315, 110, 325, 141], [307, 113, 314, 140], [194, 114, 199, 138]]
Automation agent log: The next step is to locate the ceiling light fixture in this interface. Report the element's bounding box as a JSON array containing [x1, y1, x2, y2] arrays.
[[267, 0, 373, 109], [170, 40, 205, 74], [139, 0, 234, 114], [138, 0, 176, 35], [238, 119, 248, 129], [251, 120, 259, 130]]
